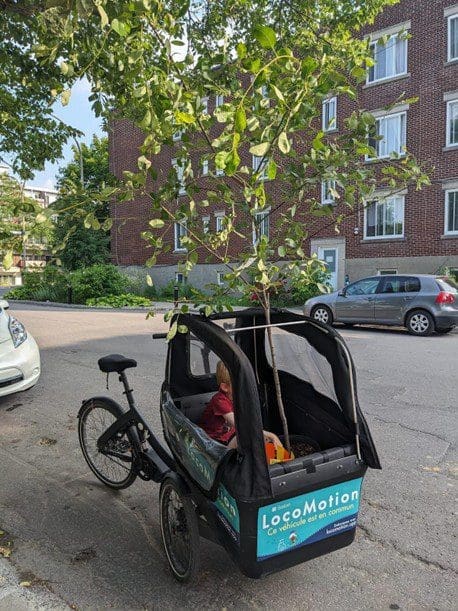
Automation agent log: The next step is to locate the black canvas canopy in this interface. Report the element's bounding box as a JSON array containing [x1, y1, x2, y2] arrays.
[[164, 308, 380, 502]]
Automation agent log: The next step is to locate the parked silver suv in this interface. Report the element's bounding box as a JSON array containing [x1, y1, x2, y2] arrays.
[[304, 275, 457, 336]]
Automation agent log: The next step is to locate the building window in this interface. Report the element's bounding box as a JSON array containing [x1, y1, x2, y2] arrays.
[[252, 155, 267, 179], [175, 272, 186, 284], [215, 167, 225, 176], [202, 159, 209, 176], [322, 97, 337, 132], [202, 216, 210, 233], [445, 189, 458, 235], [253, 209, 270, 245], [446, 99, 458, 147], [364, 195, 404, 239], [215, 94, 224, 108], [378, 269, 398, 275], [368, 32, 407, 83], [321, 180, 336, 205], [216, 271, 225, 286], [174, 221, 188, 251], [368, 112, 406, 159], [215, 213, 225, 232], [172, 130, 182, 141], [172, 159, 186, 195], [448, 14, 458, 62], [201, 97, 209, 115]]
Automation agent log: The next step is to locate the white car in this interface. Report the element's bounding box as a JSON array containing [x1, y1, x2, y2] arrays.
[[0, 300, 40, 397]]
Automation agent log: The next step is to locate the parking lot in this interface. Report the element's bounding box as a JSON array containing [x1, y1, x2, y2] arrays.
[[0, 304, 456, 609]]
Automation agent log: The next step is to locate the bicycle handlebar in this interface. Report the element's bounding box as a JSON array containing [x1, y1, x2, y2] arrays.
[[152, 333, 167, 339]]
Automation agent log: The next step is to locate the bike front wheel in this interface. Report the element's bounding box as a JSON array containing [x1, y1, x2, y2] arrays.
[[78, 398, 137, 490]]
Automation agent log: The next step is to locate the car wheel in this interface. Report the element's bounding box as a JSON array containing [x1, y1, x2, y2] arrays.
[[436, 327, 453, 335], [406, 310, 434, 336], [311, 305, 333, 325]]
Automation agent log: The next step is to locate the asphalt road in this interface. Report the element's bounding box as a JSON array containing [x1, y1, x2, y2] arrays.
[[0, 304, 456, 610]]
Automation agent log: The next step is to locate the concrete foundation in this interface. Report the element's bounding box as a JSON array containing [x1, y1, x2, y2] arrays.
[[345, 255, 458, 283]]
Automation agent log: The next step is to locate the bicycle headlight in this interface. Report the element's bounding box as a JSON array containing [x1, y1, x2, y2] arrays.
[[8, 315, 27, 348]]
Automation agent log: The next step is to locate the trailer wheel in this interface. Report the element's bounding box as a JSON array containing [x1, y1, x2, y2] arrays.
[[160, 478, 200, 582]]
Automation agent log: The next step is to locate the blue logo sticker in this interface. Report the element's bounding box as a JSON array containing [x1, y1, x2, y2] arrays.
[[257, 478, 363, 559], [214, 484, 240, 543]]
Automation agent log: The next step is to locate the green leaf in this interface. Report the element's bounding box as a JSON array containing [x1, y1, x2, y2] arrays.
[[271, 84, 284, 103], [2, 251, 13, 271], [61, 89, 71, 106], [175, 110, 195, 125], [236, 42, 247, 59], [278, 245, 286, 257], [266, 159, 277, 180], [111, 19, 130, 37], [312, 131, 325, 151], [166, 321, 178, 341], [149, 219, 165, 228], [60, 61, 69, 75], [146, 274, 153, 286], [35, 213, 47, 223], [253, 25, 276, 49], [249, 142, 270, 157], [97, 5, 109, 27], [278, 131, 290, 154], [234, 107, 247, 133]]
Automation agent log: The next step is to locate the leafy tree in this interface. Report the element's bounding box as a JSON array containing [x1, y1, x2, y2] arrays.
[[2, 0, 430, 449], [0, 171, 53, 270], [52, 135, 114, 270]]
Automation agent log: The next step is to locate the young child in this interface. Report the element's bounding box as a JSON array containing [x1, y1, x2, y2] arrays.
[[200, 361, 282, 449]]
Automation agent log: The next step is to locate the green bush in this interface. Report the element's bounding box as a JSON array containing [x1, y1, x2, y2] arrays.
[[289, 270, 332, 305], [86, 293, 153, 308], [156, 280, 195, 300], [70, 264, 128, 304], [6, 266, 69, 302]]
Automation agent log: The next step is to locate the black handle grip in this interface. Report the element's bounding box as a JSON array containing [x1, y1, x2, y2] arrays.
[[152, 333, 167, 339]]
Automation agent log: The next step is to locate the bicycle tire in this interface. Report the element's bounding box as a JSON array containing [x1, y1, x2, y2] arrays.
[[160, 477, 200, 582], [78, 398, 137, 490]]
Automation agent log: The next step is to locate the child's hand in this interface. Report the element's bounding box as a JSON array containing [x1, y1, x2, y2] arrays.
[[263, 430, 282, 447]]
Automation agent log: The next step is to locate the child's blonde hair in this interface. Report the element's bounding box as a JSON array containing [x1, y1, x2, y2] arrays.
[[216, 360, 231, 386]]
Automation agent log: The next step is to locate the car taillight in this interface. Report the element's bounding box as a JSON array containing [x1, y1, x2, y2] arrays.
[[435, 291, 455, 304]]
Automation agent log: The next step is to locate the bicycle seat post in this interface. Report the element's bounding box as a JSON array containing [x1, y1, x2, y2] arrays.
[[119, 371, 136, 411]]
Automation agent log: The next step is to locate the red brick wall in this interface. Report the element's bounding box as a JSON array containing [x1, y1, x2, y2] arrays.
[[110, 0, 458, 266]]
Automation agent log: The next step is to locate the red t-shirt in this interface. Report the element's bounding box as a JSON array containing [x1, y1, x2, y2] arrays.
[[199, 390, 236, 445]]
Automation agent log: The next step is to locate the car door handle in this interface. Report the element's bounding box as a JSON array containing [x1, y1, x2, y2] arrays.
[[404, 296, 413, 301]]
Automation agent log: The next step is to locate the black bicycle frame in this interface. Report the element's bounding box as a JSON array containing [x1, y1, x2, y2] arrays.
[[96, 371, 175, 483]]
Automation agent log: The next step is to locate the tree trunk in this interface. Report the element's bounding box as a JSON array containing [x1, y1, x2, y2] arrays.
[[263, 294, 291, 452]]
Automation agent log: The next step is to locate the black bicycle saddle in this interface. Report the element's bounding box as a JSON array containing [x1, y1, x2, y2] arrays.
[[98, 354, 138, 374]]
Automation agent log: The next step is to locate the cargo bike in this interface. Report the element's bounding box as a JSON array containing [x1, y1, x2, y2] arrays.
[[78, 308, 381, 581]]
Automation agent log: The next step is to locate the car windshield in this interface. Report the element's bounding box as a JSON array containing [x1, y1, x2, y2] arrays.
[[436, 277, 457, 293]]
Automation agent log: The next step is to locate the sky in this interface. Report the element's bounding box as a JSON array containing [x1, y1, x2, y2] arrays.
[[28, 78, 103, 191]]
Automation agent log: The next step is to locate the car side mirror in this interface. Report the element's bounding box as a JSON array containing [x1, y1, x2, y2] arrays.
[[338, 288, 346, 297], [0, 299, 9, 310]]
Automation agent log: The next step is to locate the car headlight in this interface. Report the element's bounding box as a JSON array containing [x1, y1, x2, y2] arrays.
[[8, 315, 27, 348]]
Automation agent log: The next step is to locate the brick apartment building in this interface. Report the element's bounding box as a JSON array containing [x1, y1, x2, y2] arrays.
[[109, 0, 458, 290]]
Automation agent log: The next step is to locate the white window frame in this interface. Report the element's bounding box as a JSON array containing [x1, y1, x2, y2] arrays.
[[215, 94, 224, 108], [216, 271, 225, 286], [172, 130, 182, 142], [368, 111, 407, 160], [215, 167, 225, 176], [172, 158, 186, 195], [321, 180, 336, 205], [215, 212, 225, 232], [364, 195, 405, 240], [448, 14, 458, 62], [252, 155, 267, 180], [322, 97, 337, 132], [367, 30, 408, 84], [445, 189, 458, 235], [202, 216, 210, 233], [174, 221, 188, 252], [175, 272, 186, 284], [202, 159, 209, 176], [252, 209, 270, 245], [446, 99, 458, 147]]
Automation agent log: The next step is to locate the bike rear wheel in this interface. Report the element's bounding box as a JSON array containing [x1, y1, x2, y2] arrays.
[[78, 398, 137, 490]]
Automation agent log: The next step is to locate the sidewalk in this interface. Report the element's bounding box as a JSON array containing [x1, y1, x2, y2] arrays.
[[0, 558, 66, 610]]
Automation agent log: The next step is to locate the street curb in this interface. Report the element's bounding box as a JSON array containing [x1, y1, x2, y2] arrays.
[[6, 299, 173, 313]]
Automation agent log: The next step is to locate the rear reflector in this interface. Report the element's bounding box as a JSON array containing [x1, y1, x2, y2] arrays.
[[435, 291, 455, 304]]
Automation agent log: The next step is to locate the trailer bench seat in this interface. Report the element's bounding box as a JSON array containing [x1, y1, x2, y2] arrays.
[[174, 392, 215, 424]]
